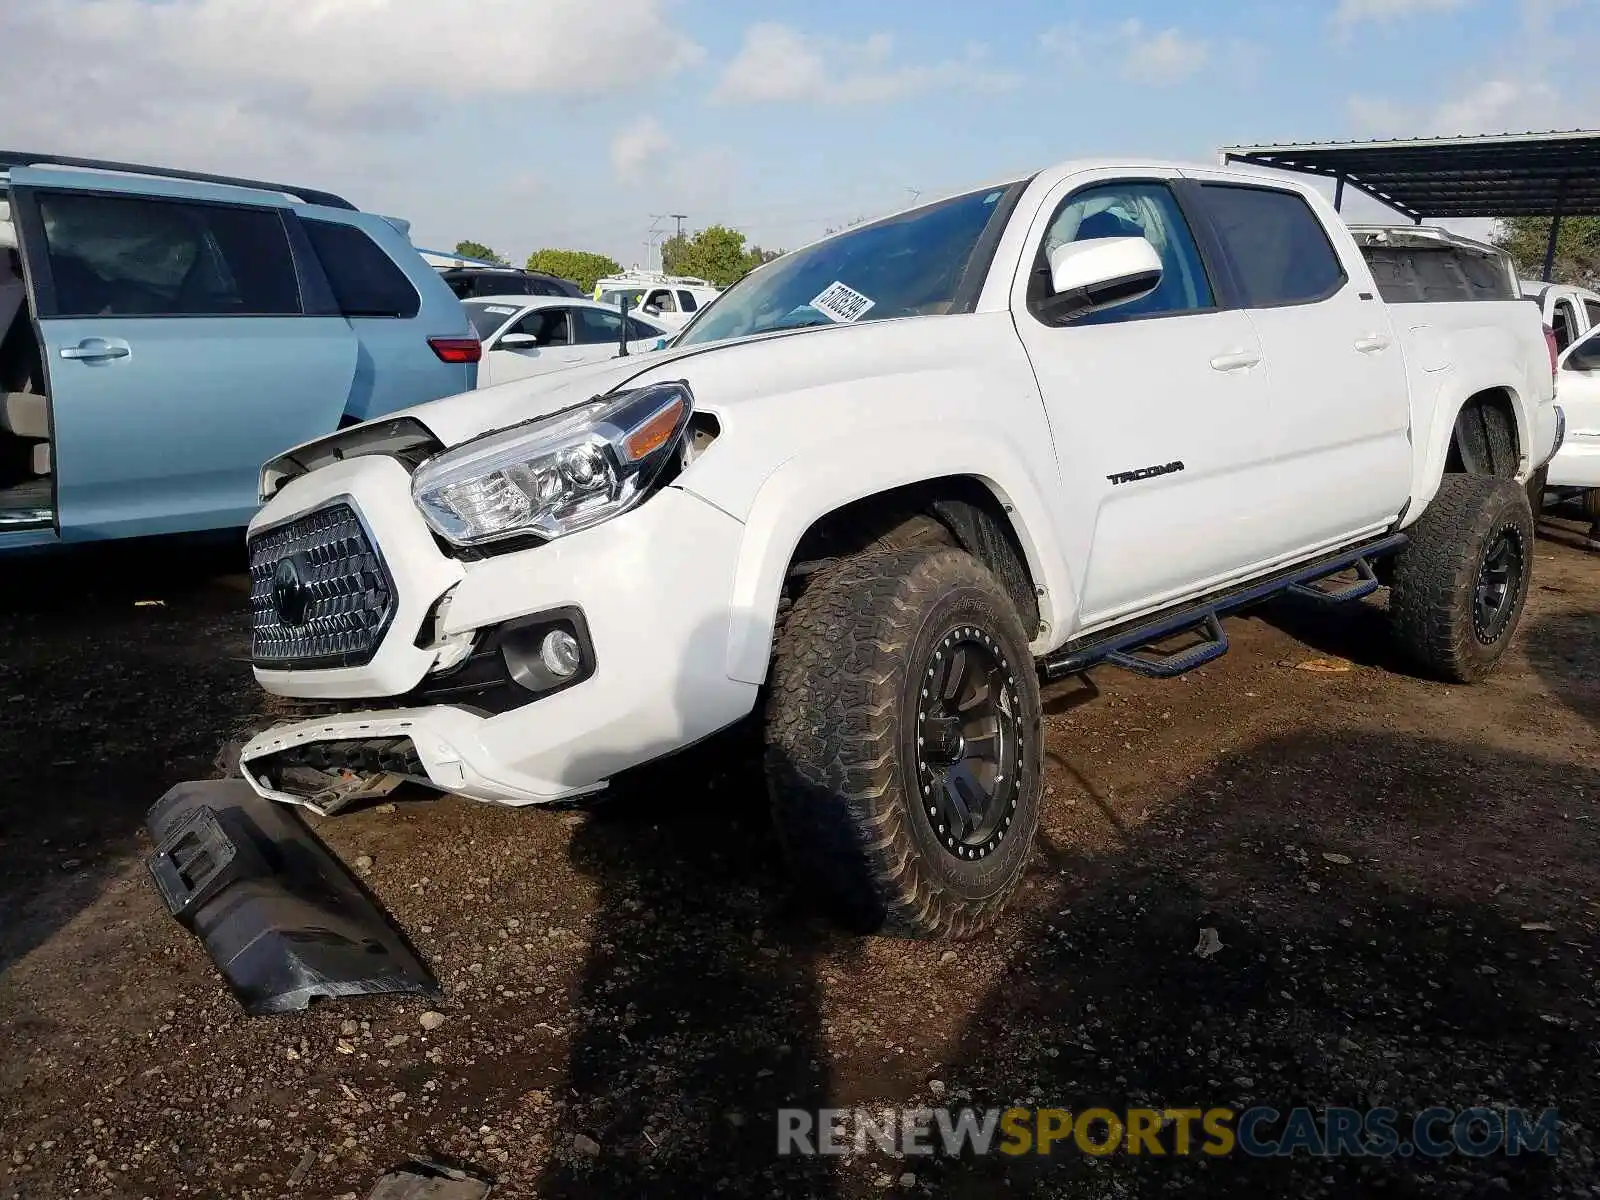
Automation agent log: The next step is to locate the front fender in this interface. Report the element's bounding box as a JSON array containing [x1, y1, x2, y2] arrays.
[[683, 425, 1077, 687]]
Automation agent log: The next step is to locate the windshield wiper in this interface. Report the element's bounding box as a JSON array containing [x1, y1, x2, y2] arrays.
[[766, 315, 837, 333]]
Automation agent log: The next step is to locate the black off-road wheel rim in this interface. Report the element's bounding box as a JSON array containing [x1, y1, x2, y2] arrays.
[[1472, 521, 1526, 645], [914, 625, 1023, 862]]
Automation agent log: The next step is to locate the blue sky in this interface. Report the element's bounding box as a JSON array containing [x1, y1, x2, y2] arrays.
[[3, 0, 1594, 265]]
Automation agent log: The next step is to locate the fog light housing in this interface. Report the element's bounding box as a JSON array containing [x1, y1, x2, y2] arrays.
[[539, 629, 582, 679]]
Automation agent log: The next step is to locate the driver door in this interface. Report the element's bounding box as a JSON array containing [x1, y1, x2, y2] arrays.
[[1008, 171, 1277, 631], [482, 307, 583, 386], [9, 167, 358, 540]]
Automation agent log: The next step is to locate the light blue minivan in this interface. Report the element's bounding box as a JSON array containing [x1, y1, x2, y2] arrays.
[[0, 152, 479, 552]]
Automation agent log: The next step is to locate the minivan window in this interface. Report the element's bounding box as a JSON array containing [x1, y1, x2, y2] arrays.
[[304, 219, 420, 318], [37, 192, 301, 318], [1200, 184, 1347, 307]]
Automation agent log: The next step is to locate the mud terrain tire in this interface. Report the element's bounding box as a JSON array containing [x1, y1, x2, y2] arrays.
[[764, 544, 1043, 938]]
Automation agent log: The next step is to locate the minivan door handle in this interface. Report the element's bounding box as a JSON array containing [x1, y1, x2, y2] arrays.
[[59, 338, 130, 362], [1209, 350, 1262, 372]]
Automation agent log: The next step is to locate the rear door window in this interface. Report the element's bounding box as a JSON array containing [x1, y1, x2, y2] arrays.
[[35, 191, 302, 317], [1585, 299, 1600, 332], [1199, 184, 1347, 307], [678, 290, 699, 312], [303, 219, 420, 318], [575, 306, 627, 344]]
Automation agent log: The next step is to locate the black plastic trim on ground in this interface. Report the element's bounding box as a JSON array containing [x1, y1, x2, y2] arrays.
[[145, 779, 438, 1015]]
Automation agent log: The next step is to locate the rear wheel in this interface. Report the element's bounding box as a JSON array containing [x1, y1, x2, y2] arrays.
[[1388, 475, 1534, 683], [764, 544, 1043, 938]]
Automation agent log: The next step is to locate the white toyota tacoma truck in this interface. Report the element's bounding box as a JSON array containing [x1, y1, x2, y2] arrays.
[[237, 160, 1564, 939]]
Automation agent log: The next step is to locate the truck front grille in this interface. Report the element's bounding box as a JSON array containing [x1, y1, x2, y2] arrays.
[[249, 500, 395, 669]]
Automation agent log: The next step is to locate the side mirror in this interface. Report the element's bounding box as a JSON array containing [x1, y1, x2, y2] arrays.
[[642, 304, 661, 317], [498, 333, 540, 349], [1043, 237, 1163, 321]]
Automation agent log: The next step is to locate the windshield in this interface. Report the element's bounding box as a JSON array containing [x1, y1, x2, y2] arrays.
[[677, 183, 1020, 347], [599, 287, 647, 309], [465, 302, 523, 339]]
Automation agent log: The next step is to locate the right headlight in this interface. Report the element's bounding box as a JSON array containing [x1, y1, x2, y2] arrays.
[[411, 381, 693, 547]]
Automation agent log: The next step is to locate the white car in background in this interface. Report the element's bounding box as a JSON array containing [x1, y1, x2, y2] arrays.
[[463, 296, 671, 389], [1522, 279, 1600, 352], [595, 279, 720, 331], [1549, 323, 1600, 534]]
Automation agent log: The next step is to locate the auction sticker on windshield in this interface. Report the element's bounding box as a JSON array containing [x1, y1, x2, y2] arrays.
[[810, 281, 875, 324], [483, 305, 520, 316]]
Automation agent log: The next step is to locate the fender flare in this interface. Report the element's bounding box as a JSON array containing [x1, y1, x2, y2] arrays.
[[706, 425, 1078, 686], [1411, 375, 1533, 517]]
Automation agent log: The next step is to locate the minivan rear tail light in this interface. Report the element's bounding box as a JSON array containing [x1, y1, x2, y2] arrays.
[[428, 336, 482, 364], [1544, 325, 1559, 378]]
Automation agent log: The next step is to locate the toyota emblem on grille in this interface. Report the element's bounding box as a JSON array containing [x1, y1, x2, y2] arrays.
[[271, 553, 312, 626]]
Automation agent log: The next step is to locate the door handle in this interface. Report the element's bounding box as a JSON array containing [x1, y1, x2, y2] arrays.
[[1209, 350, 1261, 372], [60, 339, 130, 362], [1354, 334, 1392, 353]]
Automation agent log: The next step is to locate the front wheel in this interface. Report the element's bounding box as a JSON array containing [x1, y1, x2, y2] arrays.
[[764, 544, 1043, 938], [1388, 475, 1535, 683]]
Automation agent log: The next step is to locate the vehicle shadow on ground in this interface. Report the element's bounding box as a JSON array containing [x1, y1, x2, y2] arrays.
[[0, 534, 258, 977], [1520, 608, 1600, 727], [1246, 590, 1413, 674], [533, 714, 854, 1198], [916, 728, 1600, 1196], [536, 685, 1597, 1195]]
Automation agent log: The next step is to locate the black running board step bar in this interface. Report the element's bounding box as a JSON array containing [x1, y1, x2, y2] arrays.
[[1104, 612, 1228, 679], [1286, 556, 1381, 604], [1041, 532, 1408, 682], [145, 779, 439, 1015]]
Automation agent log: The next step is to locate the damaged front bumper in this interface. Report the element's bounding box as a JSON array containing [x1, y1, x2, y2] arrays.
[[145, 779, 438, 1015]]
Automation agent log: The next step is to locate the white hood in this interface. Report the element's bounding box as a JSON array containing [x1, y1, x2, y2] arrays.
[[403, 316, 986, 448]]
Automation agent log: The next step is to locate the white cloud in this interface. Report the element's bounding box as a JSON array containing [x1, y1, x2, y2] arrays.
[[1332, 0, 1472, 30], [1119, 22, 1211, 86], [1039, 19, 1211, 87], [611, 117, 675, 186], [0, 0, 702, 185], [714, 22, 1019, 105], [1349, 77, 1568, 136]]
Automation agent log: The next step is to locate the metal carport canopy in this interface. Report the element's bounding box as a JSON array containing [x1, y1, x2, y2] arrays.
[[1220, 129, 1600, 222]]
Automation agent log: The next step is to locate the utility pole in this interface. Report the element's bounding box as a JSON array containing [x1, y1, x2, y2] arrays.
[[670, 213, 687, 239], [646, 215, 667, 272]]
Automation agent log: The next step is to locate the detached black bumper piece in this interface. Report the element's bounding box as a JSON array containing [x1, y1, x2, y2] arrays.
[[145, 779, 439, 1015]]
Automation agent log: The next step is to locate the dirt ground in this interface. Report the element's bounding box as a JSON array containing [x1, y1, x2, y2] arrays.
[[0, 510, 1595, 1200]]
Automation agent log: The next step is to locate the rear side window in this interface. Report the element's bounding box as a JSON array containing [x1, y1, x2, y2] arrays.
[[1200, 185, 1347, 307], [1586, 299, 1600, 330], [574, 306, 627, 344], [303, 219, 419, 318], [678, 290, 698, 312], [36, 191, 301, 317]]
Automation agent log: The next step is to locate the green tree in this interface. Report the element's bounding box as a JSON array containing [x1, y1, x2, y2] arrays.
[[525, 249, 622, 294], [452, 240, 507, 265], [673, 225, 753, 288], [659, 232, 691, 277], [1491, 216, 1600, 287], [661, 226, 785, 287]]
